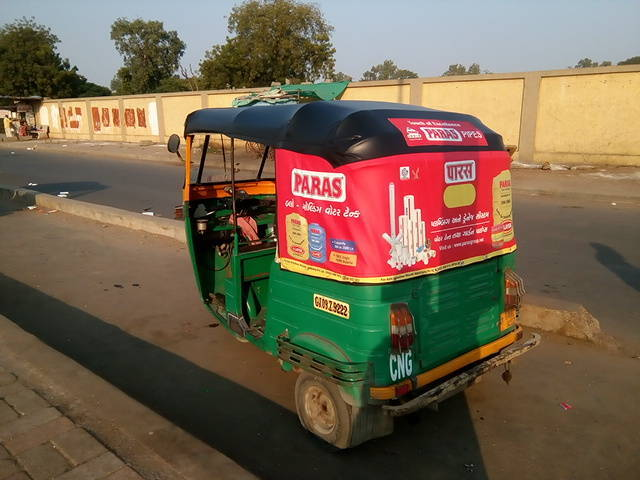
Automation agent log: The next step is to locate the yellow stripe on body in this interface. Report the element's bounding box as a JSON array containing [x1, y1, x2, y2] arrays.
[[370, 326, 522, 400]]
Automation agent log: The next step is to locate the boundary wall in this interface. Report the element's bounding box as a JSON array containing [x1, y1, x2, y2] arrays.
[[37, 65, 640, 166]]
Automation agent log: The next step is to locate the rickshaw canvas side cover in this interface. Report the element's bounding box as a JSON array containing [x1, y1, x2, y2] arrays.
[[276, 148, 516, 283]]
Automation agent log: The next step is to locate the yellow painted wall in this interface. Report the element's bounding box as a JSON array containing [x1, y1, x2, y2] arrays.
[[535, 72, 640, 164], [342, 84, 411, 103], [162, 95, 202, 139], [122, 98, 158, 142], [422, 79, 524, 147], [87, 99, 122, 141], [38, 67, 640, 165], [207, 92, 241, 108], [58, 101, 90, 139]]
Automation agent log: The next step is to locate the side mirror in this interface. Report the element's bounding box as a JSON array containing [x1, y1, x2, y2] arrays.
[[167, 134, 181, 153]]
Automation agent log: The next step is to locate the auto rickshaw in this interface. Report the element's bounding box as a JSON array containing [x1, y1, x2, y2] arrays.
[[167, 100, 540, 448]]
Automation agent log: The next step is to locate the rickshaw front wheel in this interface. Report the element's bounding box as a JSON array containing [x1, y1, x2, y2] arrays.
[[295, 373, 353, 448]]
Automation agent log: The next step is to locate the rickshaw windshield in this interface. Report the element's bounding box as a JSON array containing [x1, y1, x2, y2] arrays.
[[190, 133, 274, 185]]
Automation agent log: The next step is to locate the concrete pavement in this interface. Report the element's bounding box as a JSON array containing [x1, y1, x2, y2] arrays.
[[0, 361, 142, 480]]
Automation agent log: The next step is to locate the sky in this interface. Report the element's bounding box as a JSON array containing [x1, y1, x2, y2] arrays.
[[2, 0, 639, 87]]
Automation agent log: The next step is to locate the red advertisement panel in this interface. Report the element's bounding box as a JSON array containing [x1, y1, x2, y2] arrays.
[[91, 107, 101, 131], [388, 118, 488, 147], [276, 149, 515, 283]]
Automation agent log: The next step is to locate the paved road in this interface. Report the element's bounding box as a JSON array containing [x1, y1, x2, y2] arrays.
[[0, 148, 263, 218], [2, 149, 638, 348], [0, 204, 638, 480]]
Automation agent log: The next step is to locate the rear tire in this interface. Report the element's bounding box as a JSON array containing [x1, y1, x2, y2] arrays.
[[294, 372, 395, 449], [295, 373, 352, 449]]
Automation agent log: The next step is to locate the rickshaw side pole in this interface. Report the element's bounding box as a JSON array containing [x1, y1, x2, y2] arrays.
[[257, 145, 269, 179], [230, 137, 239, 255], [196, 135, 210, 183], [221, 134, 227, 175], [183, 135, 193, 202]]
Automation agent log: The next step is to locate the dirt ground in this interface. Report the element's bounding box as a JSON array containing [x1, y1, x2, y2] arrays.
[[0, 200, 638, 479]]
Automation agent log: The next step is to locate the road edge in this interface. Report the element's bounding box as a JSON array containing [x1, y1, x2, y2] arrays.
[[0, 184, 186, 243]]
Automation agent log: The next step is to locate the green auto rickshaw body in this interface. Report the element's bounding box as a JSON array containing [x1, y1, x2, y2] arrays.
[[179, 100, 537, 442]]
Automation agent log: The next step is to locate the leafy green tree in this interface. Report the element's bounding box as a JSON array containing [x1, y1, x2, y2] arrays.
[[110, 18, 185, 94], [154, 76, 191, 93], [0, 17, 86, 98], [442, 64, 467, 76], [200, 0, 336, 89], [332, 71, 352, 82], [572, 58, 612, 68], [467, 63, 481, 75], [618, 56, 640, 65], [77, 82, 111, 97], [574, 58, 598, 68], [361, 60, 417, 81], [442, 63, 483, 76]]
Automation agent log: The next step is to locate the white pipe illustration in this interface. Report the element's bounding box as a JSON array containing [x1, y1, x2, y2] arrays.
[[389, 182, 396, 237], [382, 183, 436, 270]]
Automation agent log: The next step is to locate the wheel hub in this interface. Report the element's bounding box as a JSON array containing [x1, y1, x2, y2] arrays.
[[304, 385, 337, 435]]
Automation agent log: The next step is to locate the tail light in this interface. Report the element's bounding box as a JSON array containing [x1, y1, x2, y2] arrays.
[[504, 269, 525, 309], [390, 303, 415, 352]]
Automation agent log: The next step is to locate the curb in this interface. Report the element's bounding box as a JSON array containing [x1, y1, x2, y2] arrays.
[[512, 185, 640, 204], [0, 184, 186, 244]]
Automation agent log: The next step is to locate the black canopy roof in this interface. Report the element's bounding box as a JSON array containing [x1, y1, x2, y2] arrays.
[[184, 100, 504, 166]]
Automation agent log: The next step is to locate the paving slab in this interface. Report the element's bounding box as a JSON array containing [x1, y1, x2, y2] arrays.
[[51, 428, 107, 466], [16, 443, 70, 479], [4, 390, 48, 416], [54, 452, 123, 480], [4, 417, 75, 456], [0, 408, 61, 442]]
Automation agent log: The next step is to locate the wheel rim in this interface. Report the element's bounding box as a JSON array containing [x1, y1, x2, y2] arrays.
[[303, 385, 337, 435]]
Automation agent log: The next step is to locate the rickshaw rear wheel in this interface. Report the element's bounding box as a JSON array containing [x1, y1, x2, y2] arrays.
[[295, 373, 353, 449]]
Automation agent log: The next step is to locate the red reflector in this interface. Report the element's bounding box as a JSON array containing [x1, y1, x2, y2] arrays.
[[504, 269, 525, 309], [395, 383, 412, 397], [390, 303, 415, 353]]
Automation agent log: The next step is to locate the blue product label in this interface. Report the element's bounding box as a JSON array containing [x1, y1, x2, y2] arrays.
[[330, 239, 357, 253], [308, 223, 327, 263]]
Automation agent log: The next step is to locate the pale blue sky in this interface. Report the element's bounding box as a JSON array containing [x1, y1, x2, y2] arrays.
[[3, 0, 639, 87]]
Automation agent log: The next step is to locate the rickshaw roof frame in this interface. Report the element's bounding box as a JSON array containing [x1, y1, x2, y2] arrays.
[[184, 100, 505, 166]]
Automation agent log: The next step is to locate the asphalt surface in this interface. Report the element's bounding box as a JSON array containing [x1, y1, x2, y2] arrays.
[[0, 148, 263, 218], [0, 202, 638, 480], [1, 148, 638, 349]]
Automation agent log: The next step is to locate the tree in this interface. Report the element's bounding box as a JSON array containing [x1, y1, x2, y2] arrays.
[[200, 0, 336, 89], [441, 63, 483, 76], [77, 82, 111, 97], [332, 71, 352, 82], [573, 58, 612, 68], [110, 18, 185, 94], [618, 56, 640, 65], [0, 17, 87, 98], [361, 60, 417, 81], [154, 76, 191, 93]]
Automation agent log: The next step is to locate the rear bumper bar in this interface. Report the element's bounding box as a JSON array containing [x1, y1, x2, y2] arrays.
[[383, 332, 541, 417]]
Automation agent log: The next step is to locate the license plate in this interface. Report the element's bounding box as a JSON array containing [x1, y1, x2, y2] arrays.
[[313, 294, 350, 319]]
